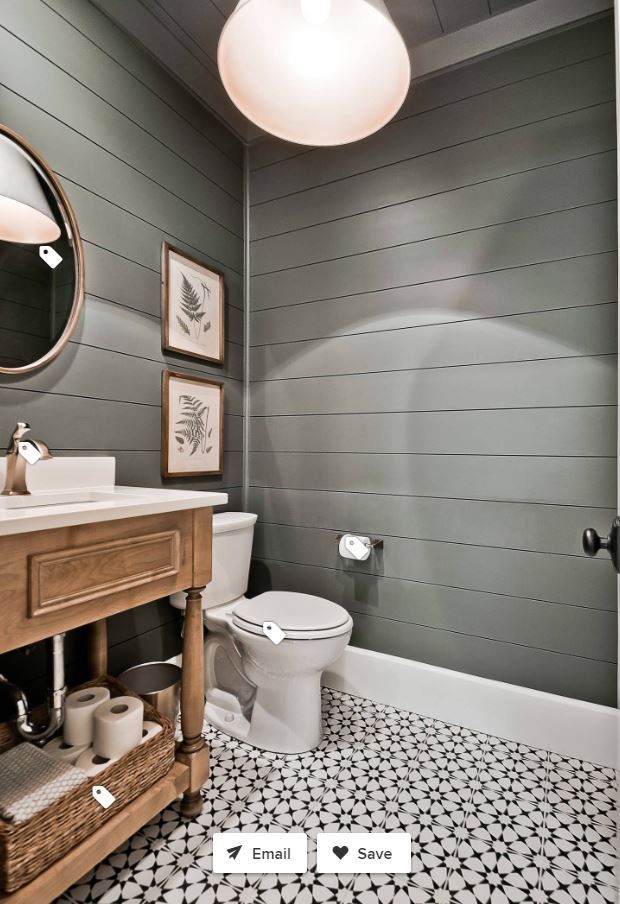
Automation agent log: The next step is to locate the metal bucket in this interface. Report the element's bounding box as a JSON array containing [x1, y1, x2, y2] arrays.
[[118, 662, 181, 723]]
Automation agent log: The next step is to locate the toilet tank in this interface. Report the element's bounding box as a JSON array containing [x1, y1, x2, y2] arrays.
[[202, 511, 258, 608]]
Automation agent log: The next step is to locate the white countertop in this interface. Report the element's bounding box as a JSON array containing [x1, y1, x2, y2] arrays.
[[0, 457, 228, 536]]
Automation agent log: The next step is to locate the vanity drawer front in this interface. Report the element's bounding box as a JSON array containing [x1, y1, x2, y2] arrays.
[[29, 530, 181, 616], [0, 508, 212, 653]]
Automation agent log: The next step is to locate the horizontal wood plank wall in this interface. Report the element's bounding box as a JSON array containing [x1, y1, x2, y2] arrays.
[[90, 0, 249, 143], [0, 0, 244, 692], [248, 17, 618, 706]]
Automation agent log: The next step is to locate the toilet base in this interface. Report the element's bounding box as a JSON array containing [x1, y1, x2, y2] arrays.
[[205, 671, 324, 754], [205, 688, 251, 741], [249, 670, 324, 753]]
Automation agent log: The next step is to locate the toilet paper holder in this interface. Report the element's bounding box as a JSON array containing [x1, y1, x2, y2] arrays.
[[336, 534, 383, 549], [337, 533, 383, 562]]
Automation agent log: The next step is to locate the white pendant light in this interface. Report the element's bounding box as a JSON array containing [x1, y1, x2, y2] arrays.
[[0, 136, 61, 244], [218, 0, 411, 146]]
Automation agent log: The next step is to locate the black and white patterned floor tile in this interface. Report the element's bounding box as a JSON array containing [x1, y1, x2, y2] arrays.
[[57, 688, 618, 904]]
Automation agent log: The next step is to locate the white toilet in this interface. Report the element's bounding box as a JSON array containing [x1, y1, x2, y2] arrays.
[[171, 512, 352, 753]]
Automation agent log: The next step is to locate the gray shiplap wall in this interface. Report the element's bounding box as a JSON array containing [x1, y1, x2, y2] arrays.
[[0, 0, 244, 700], [91, 0, 250, 141], [248, 17, 618, 706]]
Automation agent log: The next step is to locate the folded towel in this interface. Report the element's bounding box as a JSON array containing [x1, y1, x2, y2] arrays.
[[0, 743, 88, 825]]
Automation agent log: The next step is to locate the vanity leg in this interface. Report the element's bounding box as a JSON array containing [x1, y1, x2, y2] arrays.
[[88, 619, 108, 678], [179, 586, 207, 818]]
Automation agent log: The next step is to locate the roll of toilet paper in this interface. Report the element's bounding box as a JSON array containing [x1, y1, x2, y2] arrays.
[[139, 721, 163, 745], [75, 747, 118, 777], [93, 696, 144, 759], [43, 735, 89, 765], [64, 686, 111, 747]]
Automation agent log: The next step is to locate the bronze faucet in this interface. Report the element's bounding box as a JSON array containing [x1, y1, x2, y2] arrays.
[[2, 422, 52, 496]]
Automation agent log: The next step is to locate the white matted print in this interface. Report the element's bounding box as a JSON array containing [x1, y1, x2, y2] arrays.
[[162, 371, 224, 477], [162, 243, 224, 364]]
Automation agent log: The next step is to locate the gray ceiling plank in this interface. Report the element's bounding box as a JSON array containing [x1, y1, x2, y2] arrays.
[[139, 0, 218, 76], [150, 0, 226, 68], [387, 0, 444, 45], [91, 0, 593, 141], [212, 0, 237, 16], [434, 0, 490, 33], [490, 0, 536, 11], [91, 0, 249, 139]]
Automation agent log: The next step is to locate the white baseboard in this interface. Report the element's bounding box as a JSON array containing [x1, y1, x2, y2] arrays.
[[323, 646, 619, 769]]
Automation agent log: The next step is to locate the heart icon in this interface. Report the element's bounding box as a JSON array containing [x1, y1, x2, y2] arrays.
[[332, 845, 349, 860]]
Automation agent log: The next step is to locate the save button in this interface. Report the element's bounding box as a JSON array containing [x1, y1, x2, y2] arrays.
[[316, 833, 411, 874]]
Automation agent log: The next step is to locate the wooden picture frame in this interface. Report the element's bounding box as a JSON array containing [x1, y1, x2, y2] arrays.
[[162, 370, 224, 478], [161, 242, 225, 365]]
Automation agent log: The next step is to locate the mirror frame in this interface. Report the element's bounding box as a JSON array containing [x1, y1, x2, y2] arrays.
[[0, 124, 85, 375]]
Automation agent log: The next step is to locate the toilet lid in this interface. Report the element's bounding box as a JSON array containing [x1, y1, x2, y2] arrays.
[[233, 591, 351, 637]]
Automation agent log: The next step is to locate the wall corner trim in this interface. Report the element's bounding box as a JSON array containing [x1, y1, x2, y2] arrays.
[[242, 146, 251, 511]]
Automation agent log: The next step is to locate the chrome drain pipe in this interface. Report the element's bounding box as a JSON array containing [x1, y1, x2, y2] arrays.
[[0, 633, 67, 743]]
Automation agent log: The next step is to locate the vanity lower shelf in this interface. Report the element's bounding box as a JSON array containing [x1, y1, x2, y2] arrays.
[[0, 759, 194, 904]]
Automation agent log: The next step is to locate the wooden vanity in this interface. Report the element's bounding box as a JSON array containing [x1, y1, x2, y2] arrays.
[[0, 489, 222, 904]]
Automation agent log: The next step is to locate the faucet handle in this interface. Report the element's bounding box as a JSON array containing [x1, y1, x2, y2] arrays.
[[7, 422, 30, 452]]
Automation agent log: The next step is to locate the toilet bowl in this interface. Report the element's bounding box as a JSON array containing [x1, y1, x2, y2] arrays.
[[171, 512, 352, 753]]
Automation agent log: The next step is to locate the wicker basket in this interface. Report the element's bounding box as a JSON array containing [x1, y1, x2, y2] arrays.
[[0, 676, 175, 893]]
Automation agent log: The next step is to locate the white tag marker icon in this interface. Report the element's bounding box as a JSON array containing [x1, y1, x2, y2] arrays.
[[262, 621, 286, 645], [39, 246, 63, 269], [18, 442, 41, 465], [92, 785, 116, 809]]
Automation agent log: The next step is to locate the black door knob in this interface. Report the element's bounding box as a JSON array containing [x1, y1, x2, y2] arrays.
[[582, 518, 620, 572], [582, 528, 608, 557]]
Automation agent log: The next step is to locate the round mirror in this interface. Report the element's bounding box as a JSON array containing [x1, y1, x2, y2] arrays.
[[0, 124, 84, 374]]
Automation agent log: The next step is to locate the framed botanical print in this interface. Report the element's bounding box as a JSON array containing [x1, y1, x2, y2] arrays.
[[162, 370, 224, 477], [162, 242, 225, 364]]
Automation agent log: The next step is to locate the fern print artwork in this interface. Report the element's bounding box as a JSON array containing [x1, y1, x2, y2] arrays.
[[176, 274, 212, 341], [175, 394, 213, 457], [163, 372, 223, 477], [163, 244, 224, 365]]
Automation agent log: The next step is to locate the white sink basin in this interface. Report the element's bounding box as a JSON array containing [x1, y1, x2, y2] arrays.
[[0, 456, 228, 535], [0, 490, 131, 510]]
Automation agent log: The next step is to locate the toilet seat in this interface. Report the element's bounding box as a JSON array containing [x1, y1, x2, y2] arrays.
[[232, 590, 351, 640]]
